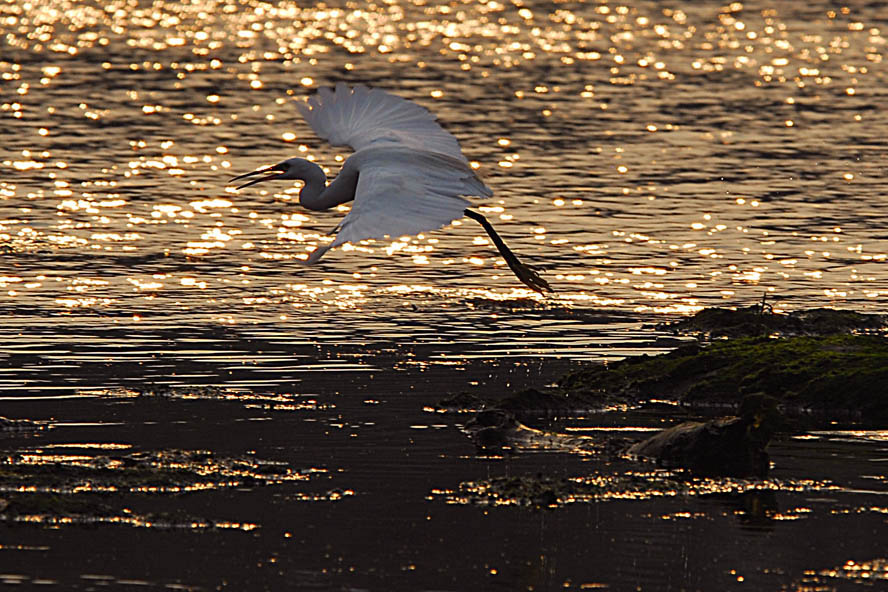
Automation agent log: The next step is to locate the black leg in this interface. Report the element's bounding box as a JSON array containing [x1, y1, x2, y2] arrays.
[[464, 209, 552, 294]]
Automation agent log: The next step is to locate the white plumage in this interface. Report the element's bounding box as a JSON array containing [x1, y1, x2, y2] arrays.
[[298, 83, 489, 250], [297, 84, 468, 161], [331, 148, 490, 249]]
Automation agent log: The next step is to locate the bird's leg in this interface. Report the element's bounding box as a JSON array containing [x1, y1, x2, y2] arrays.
[[464, 209, 552, 294]]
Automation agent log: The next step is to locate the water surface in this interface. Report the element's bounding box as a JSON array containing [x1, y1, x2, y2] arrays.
[[1, 0, 887, 590], [2, 0, 887, 324]]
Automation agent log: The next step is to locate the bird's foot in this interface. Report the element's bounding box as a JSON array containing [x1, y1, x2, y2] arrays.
[[504, 256, 553, 295]]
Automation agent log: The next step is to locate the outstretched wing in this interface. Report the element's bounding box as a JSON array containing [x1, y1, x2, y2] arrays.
[[328, 151, 491, 251], [296, 83, 467, 162]]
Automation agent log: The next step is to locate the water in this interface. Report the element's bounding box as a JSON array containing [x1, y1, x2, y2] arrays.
[[1, 0, 887, 590]]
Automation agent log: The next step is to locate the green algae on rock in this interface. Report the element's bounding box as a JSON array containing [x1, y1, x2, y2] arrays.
[[560, 335, 888, 422], [436, 308, 888, 420]]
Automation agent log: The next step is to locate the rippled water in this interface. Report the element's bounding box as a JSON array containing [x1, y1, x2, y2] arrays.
[[2, 0, 887, 328], [1, 1, 887, 590]]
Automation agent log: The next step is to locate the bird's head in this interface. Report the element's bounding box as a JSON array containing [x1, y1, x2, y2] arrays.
[[229, 157, 318, 190]]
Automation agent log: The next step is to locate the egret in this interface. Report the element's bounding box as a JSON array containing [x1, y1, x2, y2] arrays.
[[229, 83, 551, 293]]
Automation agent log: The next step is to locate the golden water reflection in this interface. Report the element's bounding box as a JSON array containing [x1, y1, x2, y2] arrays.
[[2, 0, 887, 327]]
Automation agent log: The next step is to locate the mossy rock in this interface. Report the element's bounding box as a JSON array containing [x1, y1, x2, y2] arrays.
[[560, 335, 888, 422]]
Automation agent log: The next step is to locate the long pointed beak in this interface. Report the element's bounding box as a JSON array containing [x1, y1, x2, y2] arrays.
[[229, 164, 286, 190]]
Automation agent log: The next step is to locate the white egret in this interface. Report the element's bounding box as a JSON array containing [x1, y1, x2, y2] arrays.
[[229, 83, 551, 293]]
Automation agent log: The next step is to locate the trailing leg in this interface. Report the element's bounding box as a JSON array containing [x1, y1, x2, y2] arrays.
[[464, 209, 552, 294]]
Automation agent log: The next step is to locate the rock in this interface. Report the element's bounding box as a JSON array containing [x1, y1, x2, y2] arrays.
[[559, 334, 888, 422], [495, 388, 581, 418], [464, 409, 518, 450], [436, 387, 596, 422], [434, 392, 487, 413], [627, 395, 782, 477], [462, 409, 598, 455], [663, 305, 885, 338]]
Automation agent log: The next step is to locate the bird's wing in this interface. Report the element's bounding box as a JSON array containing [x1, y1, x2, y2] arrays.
[[328, 151, 492, 250], [296, 83, 467, 162]]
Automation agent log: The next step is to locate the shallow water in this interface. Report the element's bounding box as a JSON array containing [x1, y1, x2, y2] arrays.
[[1, 0, 887, 590]]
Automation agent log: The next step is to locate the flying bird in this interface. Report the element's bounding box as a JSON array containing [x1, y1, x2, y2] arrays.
[[229, 83, 551, 294]]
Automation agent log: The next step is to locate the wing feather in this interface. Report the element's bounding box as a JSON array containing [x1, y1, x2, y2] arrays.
[[295, 85, 493, 262], [297, 83, 466, 161], [329, 151, 491, 249]]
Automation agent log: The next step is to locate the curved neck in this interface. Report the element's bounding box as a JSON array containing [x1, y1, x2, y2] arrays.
[[296, 160, 358, 212], [295, 161, 328, 211]]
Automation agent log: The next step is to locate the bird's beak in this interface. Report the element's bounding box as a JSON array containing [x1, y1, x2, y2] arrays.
[[228, 163, 287, 190]]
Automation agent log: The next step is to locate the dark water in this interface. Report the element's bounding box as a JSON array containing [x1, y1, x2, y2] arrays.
[[1, 0, 887, 589], [2, 340, 887, 591]]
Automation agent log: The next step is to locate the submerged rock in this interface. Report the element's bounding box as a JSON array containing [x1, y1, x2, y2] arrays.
[[434, 392, 487, 413], [463, 409, 598, 454], [0, 447, 328, 530], [627, 395, 781, 477], [467, 474, 566, 507], [436, 469, 826, 511]]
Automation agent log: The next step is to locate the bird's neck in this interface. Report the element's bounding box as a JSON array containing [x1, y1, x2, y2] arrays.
[[298, 160, 358, 212], [296, 161, 329, 211]]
